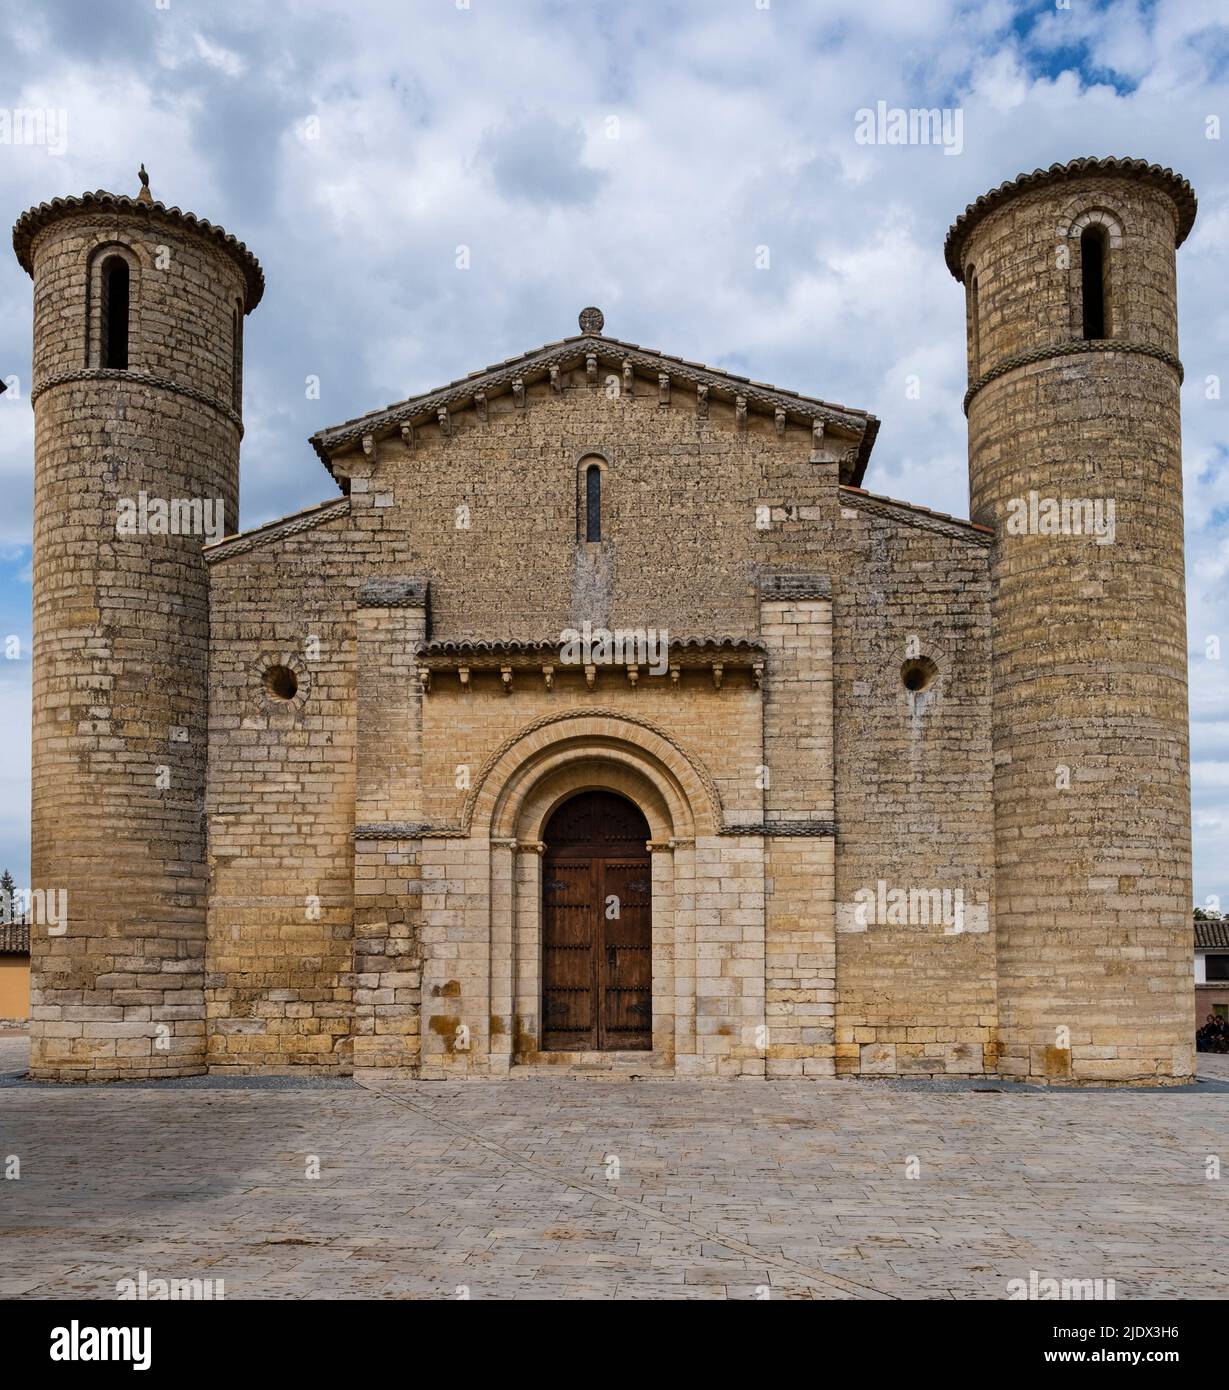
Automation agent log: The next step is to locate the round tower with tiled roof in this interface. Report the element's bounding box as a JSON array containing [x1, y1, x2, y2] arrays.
[[947, 157, 1196, 1084], [13, 174, 262, 1079]]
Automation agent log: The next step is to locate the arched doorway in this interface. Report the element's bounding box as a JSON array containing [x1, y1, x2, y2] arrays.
[[541, 790, 652, 1051]]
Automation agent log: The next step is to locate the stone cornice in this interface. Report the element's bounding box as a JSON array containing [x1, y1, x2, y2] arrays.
[[962, 338, 1183, 414], [204, 498, 350, 564], [944, 156, 1196, 280], [30, 367, 243, 434], [758, 573, 832, 601], [309, 333, 878, 489], [358, 578, 429, 609], [353, 817, 837, 841], [13, 189, 264, 310], [417, 635, 764, 664], [839, 486, 993, 546], [720, 819, 836, 837]]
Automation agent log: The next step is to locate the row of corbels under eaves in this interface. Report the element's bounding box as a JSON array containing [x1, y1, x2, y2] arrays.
[[415, 661, 763, 694], [348, 379, 843, 468]]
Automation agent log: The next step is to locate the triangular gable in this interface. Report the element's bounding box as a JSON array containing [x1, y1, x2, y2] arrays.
[[309, 314, 879, 492]]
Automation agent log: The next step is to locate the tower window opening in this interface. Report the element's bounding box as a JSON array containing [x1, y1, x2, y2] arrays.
[[1081, 227, 1107, 340], [966, 268, 980, 376], [585, 462, 601, 542], [231, 305, 243, 413], [101, 255, 130, 370]]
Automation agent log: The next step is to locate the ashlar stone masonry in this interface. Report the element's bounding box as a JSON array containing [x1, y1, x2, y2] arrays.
[[13, 156, 1197, 1083]]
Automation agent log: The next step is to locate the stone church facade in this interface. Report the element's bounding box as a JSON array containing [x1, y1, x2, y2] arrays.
[[13, 156, 1197, 1084]]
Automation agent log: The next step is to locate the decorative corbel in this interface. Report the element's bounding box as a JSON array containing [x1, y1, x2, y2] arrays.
[[696, 384, 708, 419], [458, 666, 471, 689], [474, 391, 488, 423], [586, 353, 598, 384], [549, 365, 562, 393], [417, 667, 431, 694], [362, 433, 377, 462], [669, 663, 681, 688], [812, 418, 826, 448], [752, 662, 764, 690], [775, 407, 786, 436], [626, 664, 640, 689], [658, 373, 670, 406], [584, 663, 597, 691], [400, 422, 414, 450], [735, 396, 747, 432], [622, 359, 634, 396], [500, 665, 514, 694], [542, 665, 554, 692], [512, 378, 526, 407], [711, 662, 724, 690], [437, 406, 450, 437]]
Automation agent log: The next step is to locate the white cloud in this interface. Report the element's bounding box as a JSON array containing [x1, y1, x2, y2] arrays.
[[0, 0, 1225, 901]]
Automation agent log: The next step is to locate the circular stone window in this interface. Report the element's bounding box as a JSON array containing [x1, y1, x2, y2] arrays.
[[263, 664, 299, 701], [901, 656, 939, 694]]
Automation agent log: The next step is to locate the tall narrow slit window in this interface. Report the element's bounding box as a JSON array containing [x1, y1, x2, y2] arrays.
[[1081, 227, 1107, 340], [585, 462, 602, 542], [966, 267, 980, 377], [100, 255, 130, 370], [231, 305, 243, 413]]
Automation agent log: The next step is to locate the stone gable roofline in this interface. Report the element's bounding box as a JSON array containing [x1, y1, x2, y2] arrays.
[[839, 484, 993, 544], [308, 331, 879, 490], [203, 497, 350, 564], [419, 636, 766, 660], [12, 190, 265, 311], [944, 156, 1196, 280]]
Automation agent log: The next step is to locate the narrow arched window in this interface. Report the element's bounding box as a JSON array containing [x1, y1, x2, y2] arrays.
[[1081, 227, 1107, 340], [585, 462, 601, 542], [966, 267, 980, 376], [100, 256, 130, 369], [231, 305, 243, 412]]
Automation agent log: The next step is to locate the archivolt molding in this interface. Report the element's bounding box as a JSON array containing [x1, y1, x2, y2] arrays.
[[1065, 206, 1124, 248], [464, 708, 723, 838], [496, 753, 680, 845]]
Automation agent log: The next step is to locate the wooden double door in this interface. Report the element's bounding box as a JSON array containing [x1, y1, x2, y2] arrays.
[[541, 791, 652, 1051]]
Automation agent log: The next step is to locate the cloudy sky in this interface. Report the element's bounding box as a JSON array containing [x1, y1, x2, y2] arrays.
[[0, 0, 1225, 904]]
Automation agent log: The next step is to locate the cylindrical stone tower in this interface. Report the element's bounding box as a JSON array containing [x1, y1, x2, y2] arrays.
[[13, 177, 262, 1079], [946, 156, 1196, 1084]]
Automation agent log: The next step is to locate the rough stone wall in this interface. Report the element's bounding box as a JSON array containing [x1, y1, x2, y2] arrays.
[[963, 173, 1193, 1082], [760, 584, 837, 1077], [26, 207, 247, 1079], [831, 498, 996, 1077], [338, 368, 838, 640], [203, 358, 1005, 1079], [204, 517, 365, 1072], [350, 592, 427, 1071]]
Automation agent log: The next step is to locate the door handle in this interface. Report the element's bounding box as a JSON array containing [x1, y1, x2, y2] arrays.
[[606, 944, 616, 968]]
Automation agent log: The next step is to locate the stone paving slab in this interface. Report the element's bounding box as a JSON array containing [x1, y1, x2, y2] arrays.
[[0, 1045, 1226, 1300]]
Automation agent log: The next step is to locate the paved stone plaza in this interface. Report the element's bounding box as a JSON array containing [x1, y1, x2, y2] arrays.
[[1, 1034, 1226, 1300]]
